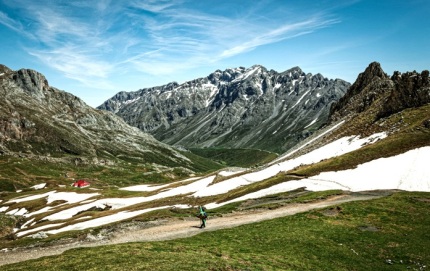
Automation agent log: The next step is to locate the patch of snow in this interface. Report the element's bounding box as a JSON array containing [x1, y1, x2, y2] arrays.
[[274, 121, 345, 161], [301, 146, 430, 192], [257, 79, 263, 94], [120, 183, 170, 192], [43, 202, 111, 221], [218, 169, 246, 177], [316, 93, 321, 98], [207, 146, 430, 209], [17, 208, 29, 216], [21, 218, 35, 229], [25, 207, 53, 217], [8, 191, 54, 203], [16, 223, 65, 237], [194, 132, 387, 197], [31, 183, 46, 190], [232, 66, 260, 82], [0, 206, 9, 212], [16, 190, 22, 193], [40, 176, 215, 221], [9, 191, 100, 218], [202, 83, 219, 107], [274, 83, 282, 89], [288, 88, 295, 95], [163, 91, 172, 99], [13, 192, 99, 218], [47, 192, 99, 205], [45, 205, 183, 235], [291, 88, 312, 109], [123, 97, 141, 105], [80, 199, 97, 204], [120, 177, 200, 192], [206, 181, 306, 209], [304, 118, 318, 129], [7, 208, 28, 216], [9, 191, 98, 205]]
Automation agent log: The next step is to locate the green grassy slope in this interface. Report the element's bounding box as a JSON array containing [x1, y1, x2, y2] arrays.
[[189, 148, 278, 168], [2, 192, 429, 270], [0, 152, 223, 192]]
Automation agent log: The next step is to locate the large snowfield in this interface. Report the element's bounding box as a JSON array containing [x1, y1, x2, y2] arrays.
[[1, 132, 429, 238]]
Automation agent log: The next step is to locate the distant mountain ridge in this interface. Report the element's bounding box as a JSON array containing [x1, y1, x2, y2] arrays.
[[98, 65, 350, 153]]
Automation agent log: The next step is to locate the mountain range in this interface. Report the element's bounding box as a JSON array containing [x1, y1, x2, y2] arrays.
[[98, 65, 351, 153]]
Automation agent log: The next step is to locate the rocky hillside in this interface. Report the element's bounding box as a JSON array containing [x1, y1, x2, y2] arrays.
[[98, 65, 350, 153], [0, 64, 201, 171], [328, 62, 430, 137], [285, 62, 430, 159]]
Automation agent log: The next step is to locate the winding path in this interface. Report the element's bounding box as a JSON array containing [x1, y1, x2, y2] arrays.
[[0, 193, 384, 266]]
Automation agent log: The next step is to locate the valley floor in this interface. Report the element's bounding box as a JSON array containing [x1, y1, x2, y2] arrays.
[[0, 191, 385, 266]]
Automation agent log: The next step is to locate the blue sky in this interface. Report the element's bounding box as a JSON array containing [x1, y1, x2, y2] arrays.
[[1, 0, 429, 107]]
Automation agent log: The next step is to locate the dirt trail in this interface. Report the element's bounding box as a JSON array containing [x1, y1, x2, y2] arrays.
[[0, 193, 383, 266]]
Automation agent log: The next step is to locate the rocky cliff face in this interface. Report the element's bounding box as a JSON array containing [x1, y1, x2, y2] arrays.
[[329, 62, 430, 125], [99, 65, 350, 153], [0, 64, 195, 170]]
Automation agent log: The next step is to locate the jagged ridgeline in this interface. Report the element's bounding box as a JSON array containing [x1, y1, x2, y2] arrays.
[[98, 65, 351, 153], [0, 64, 221, 190]]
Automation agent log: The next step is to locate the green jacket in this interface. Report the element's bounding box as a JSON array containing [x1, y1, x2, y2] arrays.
[[198, 206, 207, 219]]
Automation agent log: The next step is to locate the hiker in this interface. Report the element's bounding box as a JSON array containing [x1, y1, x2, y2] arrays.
[[197, 206, 207, 228]]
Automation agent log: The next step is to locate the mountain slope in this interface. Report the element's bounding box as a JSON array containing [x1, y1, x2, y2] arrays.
[[279, 61, 430, 166], [98, 65, 350, 153], [0, 64, 218, 186], [327, 62, 430, 138]]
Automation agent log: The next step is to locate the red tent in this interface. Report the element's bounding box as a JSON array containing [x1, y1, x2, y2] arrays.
[[72, 180, 90, 188]]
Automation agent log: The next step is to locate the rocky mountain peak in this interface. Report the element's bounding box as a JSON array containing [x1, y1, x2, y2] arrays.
[[350, 62, 388, 93], [329, 62, 430, 125], [0, 64, 12, 74], [12, 68, 50, 100], [283, 66, 304, 77], [329, 62, 391, 121]]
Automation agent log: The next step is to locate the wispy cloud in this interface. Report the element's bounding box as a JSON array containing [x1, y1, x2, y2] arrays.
[[1, 1, 340, 85], [220, 17, 339, 58], [130, 0, 184, 13], [28, 47, 115, 89], [0, 10, 32, 38]]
